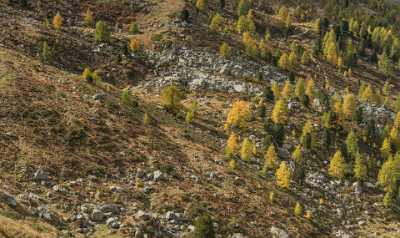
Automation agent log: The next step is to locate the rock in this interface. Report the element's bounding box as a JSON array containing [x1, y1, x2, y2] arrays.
[[33, 168, 48, 181], [352, 182, 363, 195], [270, 226, 289, 238], [106, 217, 120, 229], [233, 84, 245, 93], [92, 94, 106, 101], [136, 168, 145, 178], [36, 206, 64, 227], [0, 191, 17, 208], [231, 233, 247, 238], [153, 170, 163, 181], [135, 210, 151, 221], [91, 209, 106, 222], [364, 182, 376, 189], [98, 204, 121, 215]]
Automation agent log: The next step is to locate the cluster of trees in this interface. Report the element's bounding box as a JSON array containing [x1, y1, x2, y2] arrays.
[[224, 70, 400, 206]]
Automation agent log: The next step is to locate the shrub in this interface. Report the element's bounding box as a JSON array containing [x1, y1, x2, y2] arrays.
[[294, 202, 303, 216], [40, 41, 52, 64], [82, 68, 94, 83], [161, 85, 183, 114], [210, 14, 224, 32], [195, 0, 207, 12], [53, 12, 63, 31], [129, 38, 142, 53], [192, 214, 215, 238], [129, 23, 140, 34], [95, 21, 110, 43], [84, 9, 94, 27], [219, 42, 232, 59]]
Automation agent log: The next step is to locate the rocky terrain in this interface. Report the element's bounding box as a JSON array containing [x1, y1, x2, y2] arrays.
[[0, 0, 400, 238]]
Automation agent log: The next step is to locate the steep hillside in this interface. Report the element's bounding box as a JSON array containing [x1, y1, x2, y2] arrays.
[[1, 0, 400, 238]]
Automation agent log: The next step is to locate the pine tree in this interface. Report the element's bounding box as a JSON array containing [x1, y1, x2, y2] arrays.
[[95, 21, 110, 43], [393, 112, 400, 129], [292, 145, 303, 164], [219, 42, 232, 59], [301, 120, 313, 146], [185, 101, 198, 124], [354, 153, 367, 181], [301, 51, 311, 65], [346, 130, 359, 157], [271, 99, 288, 124], [378, 53, 394, 77], [305, 78, 315, 101], [295, 78, 305, 101], [84, 9, 94, 27], [323, 29, 338, 65], [276, 161, 291, 189], [281, 80, 292, 100], [380, 137, 392, 159], [225, 100, 251, 130], [237, 15, 255, 34], [378, 157, 400, 192], [360, 84, 374, 103], [210, 14, 224, 32], [288, 51, 297, 68], [277, 6, 289, 22], [342, 93, 356, 120], [240, 138, 253, 161], [263, 145, 278, 171], [294, 202, 303, 217], [383, 191, 393, 207], [53, 12, 63, 32], [143, 112, 150, 126], [278, 53, 291, 70], [121, 87, 132, 107], [40, 41, 52, 64], [328, 150, 346, 179], [225, 133, 239, 158], [237, 0, 250, 16], [271, 82, 281, 100]]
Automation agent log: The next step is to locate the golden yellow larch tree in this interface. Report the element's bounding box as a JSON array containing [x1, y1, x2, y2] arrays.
[[240, 138, 253, 161], [305, 78, 315, 100], [342, 93, 356, 120], [271, 99, 288, 124], [84, 9, 94, 27], [380, 137, 392, 159], [225, 100, 252, 130], [328, 150, 347, 179], [276, 161, 291, 189], [295, 78, 305, 100], [271, 82, 281, 100], [225, 132, 239, 158], [281, 80, 292, 99], [292, 145, 303, 164], [53, 12, 63, 32], [263, 145, 279, 171], [360, 84, 375, 103]]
